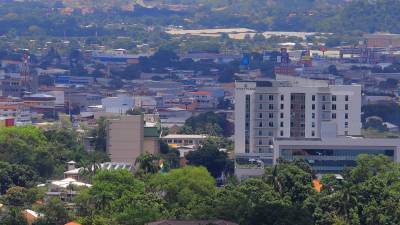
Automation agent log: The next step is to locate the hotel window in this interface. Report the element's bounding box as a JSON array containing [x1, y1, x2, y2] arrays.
[[259, 95, 263, 100], [345, 113, 349, 119], [269, 113, 274, 118], [281, 95, 284, 101], [312, 95, 316, 101], [269, 122, 274, 127], [312, 122, 315, 128], [280, 121, 284, 127], [322, 96, 326, 101], [280, 130, 284, 136], [268, 131, 273, 136], [280, 113, 284, 118], [269, 104, 274, 110], [332, 113, 336, 119], [345, 104, 349, 110], [259, 113, 263, 118], [332, 104, 336, 110], [268, 140, 273, 146], [332, 95, 337, 101], [269, 95, 274, 101], [301, 113, 305, 119], [345, 122, 349, 128], [258, 130, 263, 136], [259, 140, 263, 145], [291, 104, 294, 110], [259, 122, 263, 127], [312, 131, 315, 137], [345, 95, 349, 101], [312, 113, 315, 119], [280, 104, 284, 110], [259, 104, 263, 109], [312, 104, 315, 110], [301, 105, 305, 110], [291, 95, 295, 100], [322, 104, 326, 110]]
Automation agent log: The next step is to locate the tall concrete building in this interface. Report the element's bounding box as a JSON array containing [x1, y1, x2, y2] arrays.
[[107, 115, 144, 163], [106, 114, 160, 164], [234, 76, 400, 178], [235, 77, 362, 154]]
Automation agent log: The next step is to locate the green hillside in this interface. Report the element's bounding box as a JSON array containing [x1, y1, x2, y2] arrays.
[[0, 0, 400, 36]]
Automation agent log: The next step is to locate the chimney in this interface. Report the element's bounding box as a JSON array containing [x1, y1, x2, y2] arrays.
[[66, 161, 76, 171]]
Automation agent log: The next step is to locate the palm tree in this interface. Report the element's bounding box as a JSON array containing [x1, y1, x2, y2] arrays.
[[79, 152, 103, 182], [337, 180, 357, 222], [135, 153, 160, 174], [264, 164, 283, 195]]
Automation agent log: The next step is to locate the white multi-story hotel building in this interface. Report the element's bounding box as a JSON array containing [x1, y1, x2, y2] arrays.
[[235, 76, 400, 178]]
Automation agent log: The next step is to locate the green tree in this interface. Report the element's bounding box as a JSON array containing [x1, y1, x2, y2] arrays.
[[2, 186, 30, 207], [135, 153, 160, 174], [0, 162, 37, 194], [179, 112, 233, 137], [36, 197, 69, 225], [75, 169, 164, 225], [149, 166, 216, 219], [0, 207, 27, 225], [92, 117, 107, 152], [186, 141, 229, 178]]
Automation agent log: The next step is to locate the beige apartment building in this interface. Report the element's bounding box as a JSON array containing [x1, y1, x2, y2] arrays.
[[106, 114, 160, 164]]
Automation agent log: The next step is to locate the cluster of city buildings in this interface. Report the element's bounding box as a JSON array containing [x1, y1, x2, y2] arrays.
[[1, 33, 400, 181]]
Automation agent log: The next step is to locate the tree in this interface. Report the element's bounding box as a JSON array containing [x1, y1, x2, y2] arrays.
[[119, 64, 142, 80], [75, 170, 163, 225], [111, 192, 165, 225], [179, 112, 234, 137], [364, 117, 387, 132], [0, 207, 27, 225], [0, 162, 37, 194], [149, 166, 216, 219], [2, 186, 31, 207], [159, 141, 170, 155], [215, 177, 314, 225], [35, 197, 69, 225], [314, 155, 400, 225], [328, 65, 339, 75], [135, 153, 160, 174], [264, 160, 315, 203], [186, 140, 229, 178], [92, 117, 107, 152]]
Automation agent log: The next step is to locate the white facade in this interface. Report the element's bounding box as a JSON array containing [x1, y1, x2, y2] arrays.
[[234, 77, 400, 178], [235, 79, 362, 156], [161, 134, 208, 148]]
